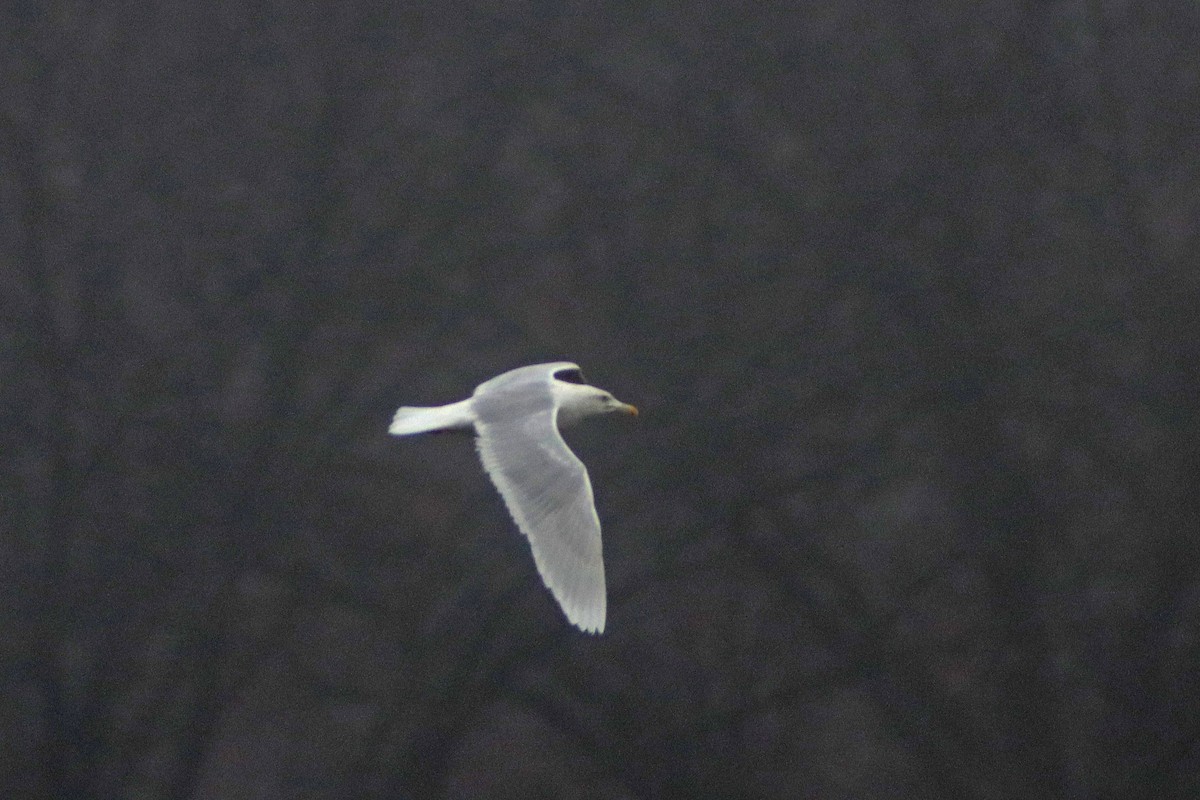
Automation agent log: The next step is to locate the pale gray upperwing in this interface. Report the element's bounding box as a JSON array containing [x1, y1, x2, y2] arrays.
[[472, 378, 606, 633]]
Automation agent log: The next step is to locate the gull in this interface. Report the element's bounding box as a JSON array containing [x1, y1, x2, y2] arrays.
[[389, 362, 638, 633]]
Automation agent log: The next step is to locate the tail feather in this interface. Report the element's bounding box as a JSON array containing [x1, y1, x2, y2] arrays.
[[388, 400, 475, 436]]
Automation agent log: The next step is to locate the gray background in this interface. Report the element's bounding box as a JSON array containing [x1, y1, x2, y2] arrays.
[[3, 2, 1198, 798]]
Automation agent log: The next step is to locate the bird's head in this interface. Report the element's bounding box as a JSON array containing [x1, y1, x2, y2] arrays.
[[552, 376, 638, 427], [594, 388, 638, 417]]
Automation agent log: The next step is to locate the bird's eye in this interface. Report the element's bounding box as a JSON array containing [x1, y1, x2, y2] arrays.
[[555, 368, 587, 385]]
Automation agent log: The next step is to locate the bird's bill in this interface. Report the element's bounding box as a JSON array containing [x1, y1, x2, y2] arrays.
[[619, 402, 639, 416]]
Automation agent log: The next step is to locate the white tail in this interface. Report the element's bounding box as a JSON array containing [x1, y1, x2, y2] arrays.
[[388, 400, 475, 436]]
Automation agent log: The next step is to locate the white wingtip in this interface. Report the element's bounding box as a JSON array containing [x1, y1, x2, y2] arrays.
[[542, 563, 606, 634], [577, 611, 605, 635]]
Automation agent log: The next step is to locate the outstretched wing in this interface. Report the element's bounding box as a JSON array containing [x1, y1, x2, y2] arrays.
[[474, 406, 606, 633]]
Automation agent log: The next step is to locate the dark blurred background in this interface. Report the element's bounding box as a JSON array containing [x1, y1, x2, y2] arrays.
[[3, 2, 1199, 798]]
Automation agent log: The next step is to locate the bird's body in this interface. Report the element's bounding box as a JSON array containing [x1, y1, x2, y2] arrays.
[[389, 362, 637, 633]]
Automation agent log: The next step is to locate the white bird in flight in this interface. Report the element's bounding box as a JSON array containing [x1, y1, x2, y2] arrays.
[[389, 362, 638, 633]]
